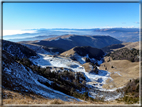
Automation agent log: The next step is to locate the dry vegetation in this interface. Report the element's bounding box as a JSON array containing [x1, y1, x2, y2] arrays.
[[82, 62, 93, 72], [102, 42, 139, 53], [1, 89, 97, 105], [2, 89, 127, 105], [116, 78, 140, 104], [98, 47, 141, 104], [100, 47, 140, 90], [107, 48, 139, 62], [2, 89, 72, 104], [82, 62, 99, 74], [120, 42, 139, 50], [60, 48, 76, 57], [100, 59, 139, 89]]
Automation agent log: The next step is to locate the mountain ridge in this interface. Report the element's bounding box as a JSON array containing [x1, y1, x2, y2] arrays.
[[19, 35, 122, 51], [3, 40, 37, 58]]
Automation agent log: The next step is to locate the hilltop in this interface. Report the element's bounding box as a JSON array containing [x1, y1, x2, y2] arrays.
[[19, 34, 122, 51]]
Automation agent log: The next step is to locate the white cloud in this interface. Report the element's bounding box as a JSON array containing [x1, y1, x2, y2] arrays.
[[3, 30, 36, 36]]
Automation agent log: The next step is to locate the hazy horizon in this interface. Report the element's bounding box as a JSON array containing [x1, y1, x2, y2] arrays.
[[3, 2, 139, 42], [3, 27, 139, 42]]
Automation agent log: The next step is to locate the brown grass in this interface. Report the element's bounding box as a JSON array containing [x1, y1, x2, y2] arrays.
[[112, 42, 139, 52], [2, 89, 128, 105], [99, 58, 139, 89], [60, 48, 75, 57], [82, 62, 93, 72]]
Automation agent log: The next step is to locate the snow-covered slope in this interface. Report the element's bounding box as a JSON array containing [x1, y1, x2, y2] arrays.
[[29, 49, 123, 101], [2, 40, 37, 58], [2, 50, 81, 102], [2, 40, 124, 102], [30, 52, 112, 85], [22, 43, 52, 55], [60, 46, 105, 66]]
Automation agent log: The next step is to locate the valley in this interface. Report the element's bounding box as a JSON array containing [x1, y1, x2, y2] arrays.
[[1, 35, 140, 105]]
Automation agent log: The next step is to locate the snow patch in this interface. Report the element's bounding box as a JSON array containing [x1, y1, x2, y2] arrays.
[[28, 49, 123, 101], [113, 71, 122, 76], [3, 60, 82, 102]]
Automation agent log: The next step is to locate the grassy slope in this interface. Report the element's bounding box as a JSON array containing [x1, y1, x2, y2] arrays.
[[2, 89, 126, 105], [116, 78, 140, 104], [102, 42, 139, 53], [99, 59, 139, 89]]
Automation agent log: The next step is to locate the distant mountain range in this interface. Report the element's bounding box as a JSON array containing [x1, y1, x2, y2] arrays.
[[19, 34, 122, 51], [4, 28, 139, 42], [93, 28, 139, 42]]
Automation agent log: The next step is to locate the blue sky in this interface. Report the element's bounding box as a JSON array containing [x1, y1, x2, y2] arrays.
[[3, 3, 139, 31]]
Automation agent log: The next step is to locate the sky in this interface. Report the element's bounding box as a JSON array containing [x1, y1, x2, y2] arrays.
[[3, 2, 140, 35]]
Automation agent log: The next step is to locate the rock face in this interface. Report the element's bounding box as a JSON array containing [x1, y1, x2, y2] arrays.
[[26, 35, 122, 51]]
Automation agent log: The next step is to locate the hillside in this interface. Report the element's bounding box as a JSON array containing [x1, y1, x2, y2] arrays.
[[21, 43, 65, 55], [99, 59, 139, 89], [99, 47, 140, 89], [2, 50, 81, 102], [2, 40, 123, 102], [3, 40, 37, 58], [98, 45, 140, 104], [61, 46, 104, 61], [107, 48, 140, 62], [20, 35, 122, 51], [60, 46, 105, 74], [2, 39, 140, 105], [101, 42, 139, 53]]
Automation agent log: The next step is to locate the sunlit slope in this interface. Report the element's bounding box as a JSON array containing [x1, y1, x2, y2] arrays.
[[20, 35, 122, 50]]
